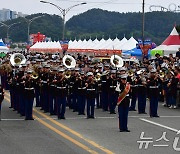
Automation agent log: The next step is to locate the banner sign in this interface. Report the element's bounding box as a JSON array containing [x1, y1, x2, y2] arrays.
[[60, 40, 69, 52], [137, 39, 152, 58]]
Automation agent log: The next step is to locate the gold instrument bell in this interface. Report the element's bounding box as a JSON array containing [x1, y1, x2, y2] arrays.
[[159, 70, 165, 78], [95, 73, 101, 81], [30, 71, 39, 79], [64, 70, 71, 79], [10, 53, 26, 67]]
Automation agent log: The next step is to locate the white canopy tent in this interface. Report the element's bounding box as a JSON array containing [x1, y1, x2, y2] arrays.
[[120, 36, 138, 51], [30, 41, 62, 52]]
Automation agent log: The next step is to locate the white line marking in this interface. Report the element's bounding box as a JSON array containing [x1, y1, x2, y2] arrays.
[[153, 145, 169, 147], [140, 118, 179, 133], [1, 119, 25, 121]]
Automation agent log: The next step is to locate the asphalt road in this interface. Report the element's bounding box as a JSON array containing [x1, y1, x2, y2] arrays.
[[1, 92, 180, 154]]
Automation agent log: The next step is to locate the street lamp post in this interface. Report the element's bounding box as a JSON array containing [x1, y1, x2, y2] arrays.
[[40, 1, 87, 40], [17, 15, 45, 43], [141, 0, 145, 61], [0, 21, 20, 42]]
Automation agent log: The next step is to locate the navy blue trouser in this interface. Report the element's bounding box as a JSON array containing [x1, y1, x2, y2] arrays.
[[149, 96, 158, 116], [42, 89, 49, 112], [56, 96, 66, 118], [138, 94, 146, 113], [49, 94, 56, 115], [35, 87, 40, 107], [118, 105, 129, 131], [87, 98, 95, 117], [19, 93, 25, 116], [72, 92, 78, 111], [109, 92, 117, 113], [129, 94, 137, 110], [101, 91, 109, 111], [77, 95, 86, 114], [96, 93, 101, 108], [25, 97, 34, 119], [9, 89, 14, 108]]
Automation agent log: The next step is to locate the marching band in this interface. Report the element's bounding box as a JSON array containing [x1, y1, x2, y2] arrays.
[[0, 51, 179, 132]]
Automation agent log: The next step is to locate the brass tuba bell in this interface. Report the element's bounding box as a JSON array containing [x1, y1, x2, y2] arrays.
[[30, 71, 39, 79], [64, 70, 71, 79], [94, 73, 101, 81], [63, 55, 76, 69], [10, 53, 26, 67]]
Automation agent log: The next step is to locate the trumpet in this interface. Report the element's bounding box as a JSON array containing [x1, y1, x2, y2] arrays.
[[10, 53, 26, 67]]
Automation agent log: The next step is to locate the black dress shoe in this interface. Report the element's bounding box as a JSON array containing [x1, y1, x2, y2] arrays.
[[60, 117, 66, 119], [154, 115, 160, 118], [142, 112, 147, 114], [50, 113, 55, 116], [110, 112, 116, 114], [87, 116, 90, 119], [124, 130, 130, 132], [29, 118, 34, 120], [90, 116, 95, 119], [129, 108, 136, 111], [120, 130, 124, 132]]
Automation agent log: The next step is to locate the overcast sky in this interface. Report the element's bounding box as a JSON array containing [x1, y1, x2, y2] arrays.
[[1, 0, 180, 20]]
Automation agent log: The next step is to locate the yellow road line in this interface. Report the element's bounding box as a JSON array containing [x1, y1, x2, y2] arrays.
[[4, 96, 98, 154], [34, 109, 114, 154], [33, 115, 98, 154], [5, 92, 114, 154]]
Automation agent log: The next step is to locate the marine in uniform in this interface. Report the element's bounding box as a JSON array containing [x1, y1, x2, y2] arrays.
[[86, 72, 97, 119], [55, 69, 68, 119], [77, 71, 86, 115], [129, 71, 138, 111], [40, 65, 50, 112], [136, 72, 147, 114], [107, 70, 117, 114], [147, 69, 160, 118], [24, 70, 35, 120], [117, 74, 131, 132], [48, 67, 57, 115], [101, 64, 110, 111]]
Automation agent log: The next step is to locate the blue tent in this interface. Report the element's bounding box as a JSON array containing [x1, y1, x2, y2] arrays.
[[123, 48, 151, 58]]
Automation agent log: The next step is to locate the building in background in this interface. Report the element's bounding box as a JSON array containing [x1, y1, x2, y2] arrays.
[[0, 8, 27, 21]]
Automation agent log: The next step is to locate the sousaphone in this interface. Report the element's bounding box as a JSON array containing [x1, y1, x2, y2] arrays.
[[63, 55, 76, 69], [10, 53, 26, 67], [110, 55, 123, 68]]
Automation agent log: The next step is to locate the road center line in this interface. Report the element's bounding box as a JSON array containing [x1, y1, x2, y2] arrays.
[[33, 115, 98, 154], [4, 92, 114, 154], [140, 118, 179, 133], [4, 96, 98, 154], [34, 108, 114, 154]]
